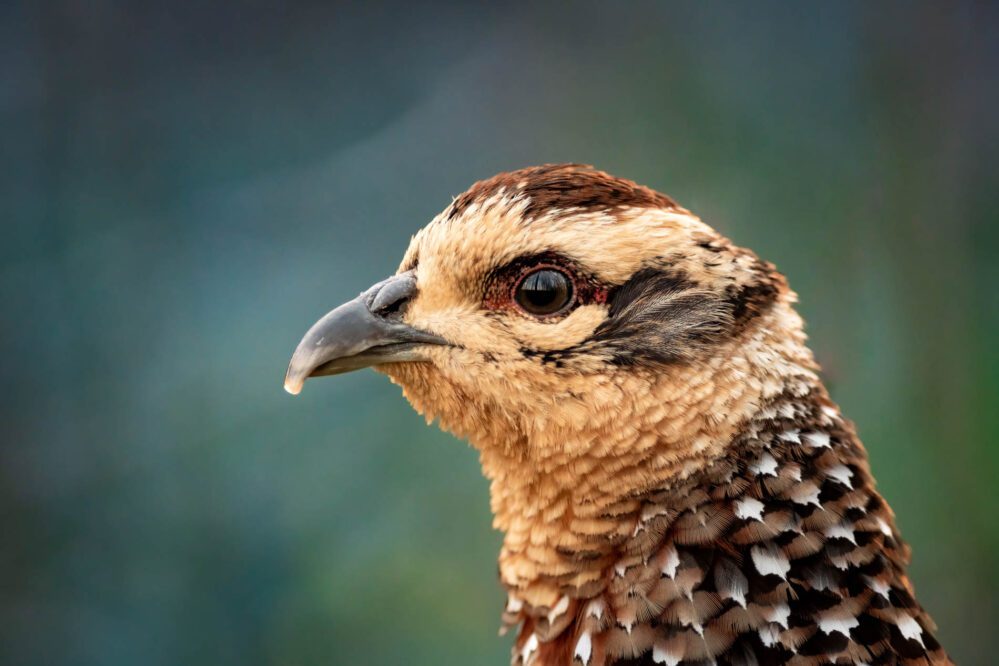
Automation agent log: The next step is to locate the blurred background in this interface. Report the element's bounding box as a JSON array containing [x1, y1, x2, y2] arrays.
[[2, 1, 997, 664]]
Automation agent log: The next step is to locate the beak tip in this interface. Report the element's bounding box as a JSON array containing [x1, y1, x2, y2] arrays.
[[284, 372, 305, 395]]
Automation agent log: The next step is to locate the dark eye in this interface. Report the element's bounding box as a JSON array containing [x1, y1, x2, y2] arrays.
[[514, 269, 574, 316]]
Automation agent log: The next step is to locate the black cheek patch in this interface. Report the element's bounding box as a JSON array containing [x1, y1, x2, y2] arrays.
[[585, 268, 732, 365], [577, 265, 781, 367], [604, 268, 695, 317]]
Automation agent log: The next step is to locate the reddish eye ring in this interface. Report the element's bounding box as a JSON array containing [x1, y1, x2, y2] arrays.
[[512, 266, 576, 317]]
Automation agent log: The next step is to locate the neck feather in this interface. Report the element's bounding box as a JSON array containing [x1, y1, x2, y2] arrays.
[[475, 300, 819, 608]]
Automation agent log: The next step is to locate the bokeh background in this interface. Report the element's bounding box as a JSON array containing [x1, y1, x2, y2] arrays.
[[3, 1, 997, 664]]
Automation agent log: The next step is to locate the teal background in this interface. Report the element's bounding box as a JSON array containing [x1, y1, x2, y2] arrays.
[[3, 2, 997, 664]]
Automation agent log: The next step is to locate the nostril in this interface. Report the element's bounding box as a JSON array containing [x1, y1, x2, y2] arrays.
[[376, 294, 408, 317], [368, 272, 417, 316]]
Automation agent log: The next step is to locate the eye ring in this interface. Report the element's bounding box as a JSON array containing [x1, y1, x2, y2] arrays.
[[512, 267, 576, 317]]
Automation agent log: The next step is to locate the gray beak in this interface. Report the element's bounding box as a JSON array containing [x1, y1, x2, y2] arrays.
[[283, 271, 448, 395]]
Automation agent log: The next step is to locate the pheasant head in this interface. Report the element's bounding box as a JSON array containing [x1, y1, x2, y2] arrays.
[[285, 165, 949, 665]]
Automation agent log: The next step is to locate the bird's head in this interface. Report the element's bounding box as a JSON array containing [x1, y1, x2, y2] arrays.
[[286, 164, 815, 472]]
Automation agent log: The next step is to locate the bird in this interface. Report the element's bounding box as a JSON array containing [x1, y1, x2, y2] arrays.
[[284, 164, 950, 665]]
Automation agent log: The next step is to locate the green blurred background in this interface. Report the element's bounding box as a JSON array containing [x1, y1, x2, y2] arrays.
[[3, 2, 997, 664]]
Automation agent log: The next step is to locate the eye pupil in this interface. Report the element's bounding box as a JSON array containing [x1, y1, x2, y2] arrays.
[[515, 269, 573, 315]]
